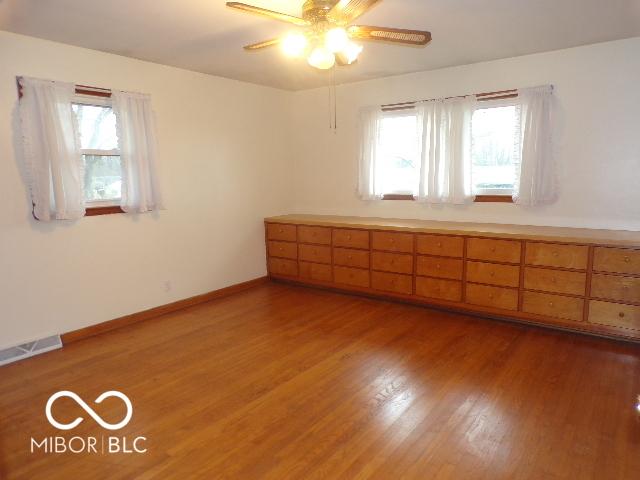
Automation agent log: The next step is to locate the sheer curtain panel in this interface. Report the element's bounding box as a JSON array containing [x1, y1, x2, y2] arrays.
[[19, 77, 85, 221], [111, 91, 163, 213], [416, 96, 476, 204], [357, 106, 384, 200], [513, 85, 556, 205]]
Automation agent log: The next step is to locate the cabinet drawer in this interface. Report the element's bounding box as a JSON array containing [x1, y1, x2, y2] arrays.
[[593, 247, 640, 275], [332, 229, 369, 249], [298, 244, 331, 264], [371, 271, 413, 295], [372, 231, 414, 253], [298, 226, 331, 245], [522, 292, 584, 322], [416, 256, 463, 280], [268, 258, 298, 277], [415, 277, 462, 302], [588, 301, 640, 331], [467, 238, 521, 264], [466, 261, 520, 288], [334, 266, 369, 288], [416, 235, 464, 258], [465, 283, 518, 311], [266, 223, 297, 242], [333, 248, 369, 269], [371, 252, 413, 274], [591, 274, 640, 304], [299, 262, 332, 283], [525, 242, 588, 270], [268, 241, 298, 260], [524, 267, 586, 296]]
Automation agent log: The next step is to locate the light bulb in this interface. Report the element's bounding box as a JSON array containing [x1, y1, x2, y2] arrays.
[[307, 46, 335, 70], [281, 33, 308, 58], [325, 27, 349, 53], [340, 41, 363, 65]]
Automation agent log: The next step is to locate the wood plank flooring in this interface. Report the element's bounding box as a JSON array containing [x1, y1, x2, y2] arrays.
[[1, 281, 640, 479]]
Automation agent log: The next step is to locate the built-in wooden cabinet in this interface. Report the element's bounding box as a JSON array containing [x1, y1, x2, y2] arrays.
[[265, 215, 640, 342]]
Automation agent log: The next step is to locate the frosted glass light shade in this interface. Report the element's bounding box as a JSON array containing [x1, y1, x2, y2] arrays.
[[308, 46, 335, 70], [281, 33, 308, 57], [325, 28, 349, 53]]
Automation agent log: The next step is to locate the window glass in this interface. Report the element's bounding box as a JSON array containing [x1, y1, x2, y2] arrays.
[[83, 155, 122, 202], [72, 102, 121, 204], [73, 104, 118, 151], [471, 105, 520, 194], [375, 113, 420, 196]]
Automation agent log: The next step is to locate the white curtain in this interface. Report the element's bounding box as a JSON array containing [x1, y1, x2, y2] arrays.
[[112, 91, 163, 213], [513, 85, 555, 205], [416, 96, 477, 204], [357, 106, 383, 200], [20, 77, 85, 221]]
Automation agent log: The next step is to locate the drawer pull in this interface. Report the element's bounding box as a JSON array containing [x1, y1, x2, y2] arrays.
[[491, 247, 496, 253], [279, 247, 283, 251], [551, 277, 557, 283], [437, 242, 442, 247], [548, 301, 554, 307], [389, 238, 395, 244], [347, 255, 353, 260], [625, 256, 631, 263], [619, 311, 626, 318], [552, 251, 559, 257], [278, 228, 283, 233], [436, 264, 441, 269], [489, 294, 495, 299], [490, 271, 495, 277], [347, 235, 352, 240]]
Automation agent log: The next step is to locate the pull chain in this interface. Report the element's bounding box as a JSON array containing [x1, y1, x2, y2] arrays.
[[328, 65, 337, 132]]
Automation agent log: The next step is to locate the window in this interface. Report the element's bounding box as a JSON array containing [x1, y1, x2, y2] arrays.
[[375, 111, 420, 197], [72, 97, 122, 207], [370, 102, 522, 202], [470, 103, 521, 196]]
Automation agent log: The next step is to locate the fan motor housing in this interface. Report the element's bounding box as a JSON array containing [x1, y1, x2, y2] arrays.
[[302, 0, 338, 23]]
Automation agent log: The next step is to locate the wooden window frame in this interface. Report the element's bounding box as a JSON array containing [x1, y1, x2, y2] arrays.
[[381, 194, 513, 203]]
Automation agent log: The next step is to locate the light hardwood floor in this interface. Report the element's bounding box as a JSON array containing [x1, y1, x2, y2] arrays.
[[1, 282, 640, 479]]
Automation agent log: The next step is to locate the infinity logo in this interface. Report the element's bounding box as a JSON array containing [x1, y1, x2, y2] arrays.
[[45, 391, 133, 431]]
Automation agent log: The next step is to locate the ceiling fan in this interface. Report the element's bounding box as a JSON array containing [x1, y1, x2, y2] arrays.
[[226, 0, 431, 70]]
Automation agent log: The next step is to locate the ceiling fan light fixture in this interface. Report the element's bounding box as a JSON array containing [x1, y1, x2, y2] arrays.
[[307, 46, 336, 70], [325, 27, 349, 53], [281, 32, 308, 57]]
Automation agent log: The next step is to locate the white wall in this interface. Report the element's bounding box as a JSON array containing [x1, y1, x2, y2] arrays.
[[2, 31, 639, 350], [290, 38, 640, 231], [0, 31, 292, 349]]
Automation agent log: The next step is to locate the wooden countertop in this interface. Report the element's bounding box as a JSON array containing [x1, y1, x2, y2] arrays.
[[265, 214, 640, 247]]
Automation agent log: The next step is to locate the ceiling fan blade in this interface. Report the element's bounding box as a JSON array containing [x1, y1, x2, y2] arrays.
[[226, 2, 308, 26], [347, 25, 432, 46], [244, 38, 281, 50], [328, 0, 382, 23]]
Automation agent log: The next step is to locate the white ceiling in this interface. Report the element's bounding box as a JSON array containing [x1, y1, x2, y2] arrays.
[[1, 0, 639, 91]]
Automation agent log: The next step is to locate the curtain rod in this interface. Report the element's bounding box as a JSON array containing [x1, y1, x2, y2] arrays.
[[16, 76, 113, 99], [381, 88, 519, 112]]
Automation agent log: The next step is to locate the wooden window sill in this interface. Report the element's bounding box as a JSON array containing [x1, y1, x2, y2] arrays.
[[381, 194, 513, 203], [382, 194, 415, 201], [86, 205, 124, 216], [474, 195, 513, 203]]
